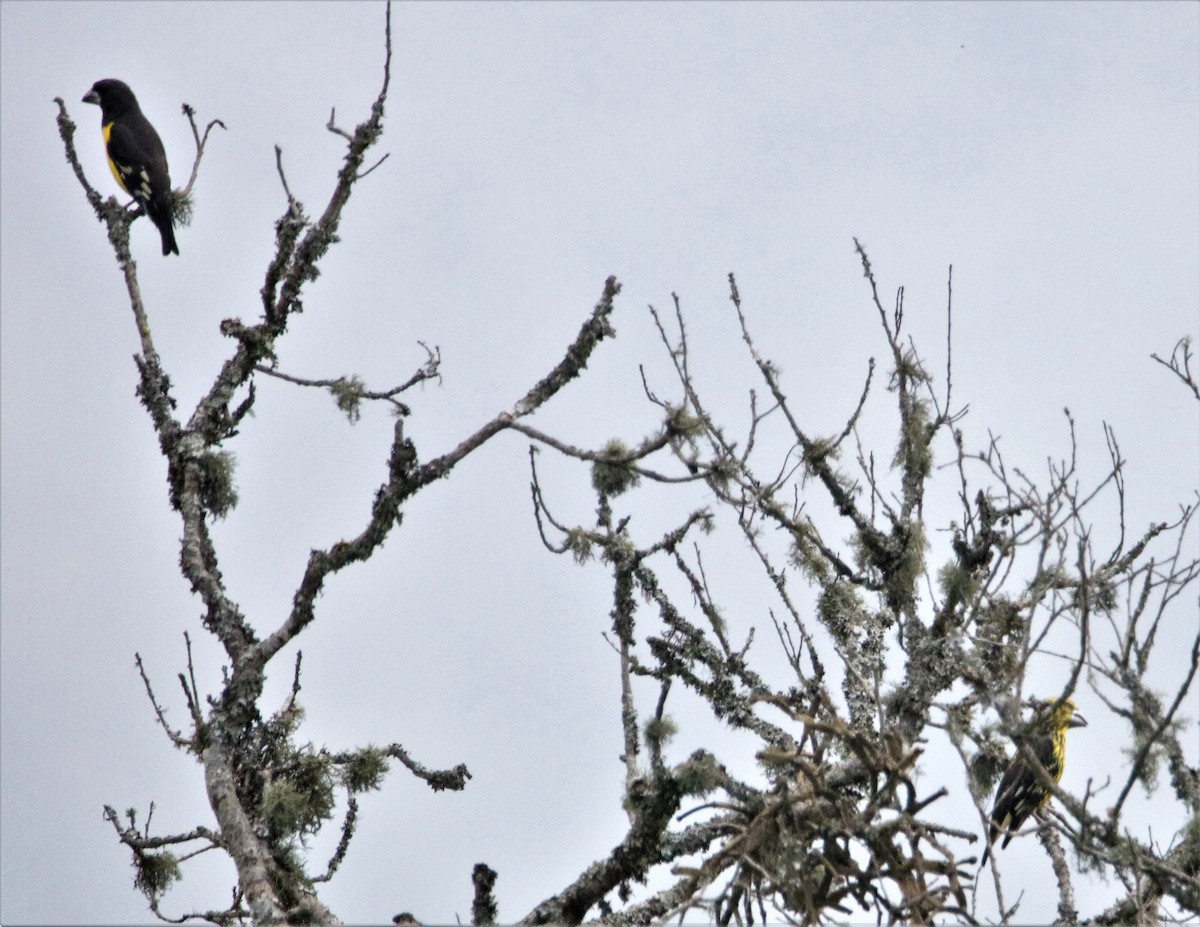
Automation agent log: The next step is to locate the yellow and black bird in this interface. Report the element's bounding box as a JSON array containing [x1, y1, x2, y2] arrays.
[[82, 79, 179, 256], [980, 697, 1087, 866]]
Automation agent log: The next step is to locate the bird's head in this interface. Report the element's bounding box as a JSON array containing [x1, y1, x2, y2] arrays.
[[1033, 696, 1087, 730], [82, 79, 139, 119]]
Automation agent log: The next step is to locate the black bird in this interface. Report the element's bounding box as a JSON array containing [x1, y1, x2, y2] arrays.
[[82, 79, 179, 255]]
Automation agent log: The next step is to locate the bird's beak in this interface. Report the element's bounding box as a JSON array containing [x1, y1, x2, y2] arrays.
[[82, 89, 99, 105], [1069, 712, 1088, 728]]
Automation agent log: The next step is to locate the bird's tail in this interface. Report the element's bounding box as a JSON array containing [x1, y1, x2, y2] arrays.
[[153, 211, 179, 256], [158, 221, 180, 256], [146, 197, 179, 256]]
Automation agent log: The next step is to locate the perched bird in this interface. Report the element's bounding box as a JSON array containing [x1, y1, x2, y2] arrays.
[[980, 697, 1087, 866], [82, 79, 179, 255]]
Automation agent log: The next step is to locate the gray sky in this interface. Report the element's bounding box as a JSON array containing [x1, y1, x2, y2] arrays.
[[2, 1, 1197, 924]]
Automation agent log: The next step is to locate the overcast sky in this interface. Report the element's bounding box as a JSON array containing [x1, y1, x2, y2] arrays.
[[2, 2, 1198, 924]]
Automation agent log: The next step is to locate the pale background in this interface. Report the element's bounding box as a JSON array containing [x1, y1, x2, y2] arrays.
[[2, 2, 1197, 924]]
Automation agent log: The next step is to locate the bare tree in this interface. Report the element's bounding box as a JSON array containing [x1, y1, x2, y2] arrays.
[[56, 8, 605, 925], [58, 7, 1197, 926], [517, 256, 1199, 924]]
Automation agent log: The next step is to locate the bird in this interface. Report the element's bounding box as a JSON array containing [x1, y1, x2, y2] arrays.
[[82, 79, 179, 256], [980, 697, 1087, 866]]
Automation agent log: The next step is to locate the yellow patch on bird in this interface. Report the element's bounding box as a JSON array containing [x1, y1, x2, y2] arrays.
[[101, 121, 129, 194]]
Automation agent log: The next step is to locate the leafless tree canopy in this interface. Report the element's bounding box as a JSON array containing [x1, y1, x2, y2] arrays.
[[57, 8, 1198, 926]]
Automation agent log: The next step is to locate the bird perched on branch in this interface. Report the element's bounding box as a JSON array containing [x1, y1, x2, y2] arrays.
[[980, 697, 1087, 866], [82, 79, 179, 255]]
